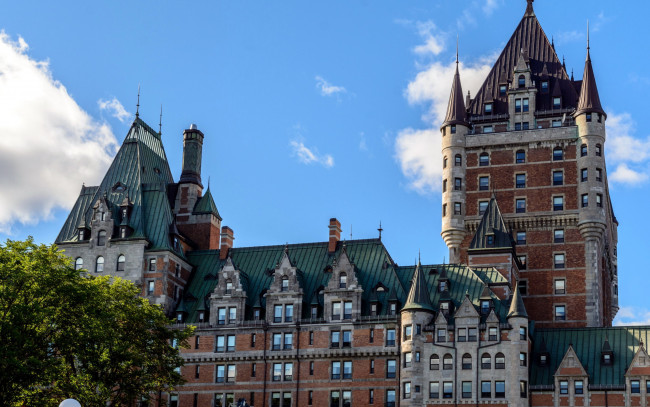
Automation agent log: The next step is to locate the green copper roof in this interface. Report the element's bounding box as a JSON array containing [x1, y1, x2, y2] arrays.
[[531, 326, 650, 386], [56, 118, 181, 255], [507, 282, 528, 319], [402, 261, 435, 313], [193, 186, 221, 219], [469, 195, 515, 251]]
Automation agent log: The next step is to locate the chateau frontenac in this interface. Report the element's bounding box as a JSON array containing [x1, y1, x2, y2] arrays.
[[56, 1, 650, 406]]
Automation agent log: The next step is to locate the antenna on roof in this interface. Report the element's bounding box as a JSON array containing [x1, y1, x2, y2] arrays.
[[378, 221, 383, 240], [159, 104, 163, 134], [136, 84, 140, 118]]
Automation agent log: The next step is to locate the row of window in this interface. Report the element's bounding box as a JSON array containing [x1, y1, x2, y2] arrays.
[[436, 326, 526, 344], [444, 145, 592, 170], [416, 380, 527, 400], [515, 229, 565, 245], [74, 254, 125, 272], [580, 143, 603, 157], [455, 167, 603, 193]]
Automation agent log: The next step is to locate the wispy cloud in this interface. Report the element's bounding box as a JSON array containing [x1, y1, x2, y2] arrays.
[[315, 76, 346, 97], [0, 31, 118, 233], [482, 0, 502, 16], [358, 132, 368, 152], [614, 306, 650, 326], [413, 21, 445, 56], [555, 30, 585, 46], [455, 0, 502, 30], [395, 23, 495, 193], [606, 112, 650, 186], [98, 97, 130, 123], [290, 139, 334, 168], [592, 11, 611, 33]]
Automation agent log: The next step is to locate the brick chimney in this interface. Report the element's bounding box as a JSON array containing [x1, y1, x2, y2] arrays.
[[328, 218, 341, 253], [219, 226, 234, 260]]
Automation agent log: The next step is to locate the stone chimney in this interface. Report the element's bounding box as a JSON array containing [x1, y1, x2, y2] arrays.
[[219, 226, 234, 260], [328, 218, 341, 253]]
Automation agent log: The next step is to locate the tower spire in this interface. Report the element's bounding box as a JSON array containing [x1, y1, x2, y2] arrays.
[[136, 84, 140, 118], [441, 37, 468, 128], [575, 20, 605, 118], [159, 104, 163, 134]]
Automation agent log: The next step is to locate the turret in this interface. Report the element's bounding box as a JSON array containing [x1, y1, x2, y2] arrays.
[[180, 124, 204, 187], [441, 47, 470, 263], [573, 36, 608, 327]]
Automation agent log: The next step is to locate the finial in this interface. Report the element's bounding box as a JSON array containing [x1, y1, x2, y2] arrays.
[[587, 20, 590, 51], [284, 242, 289, 254], [456, 35, 459, 64], [525, 0, 534, 16], [551, 35, 555, 49], [350, 225, 352, 240], [377, 221, 383, 240], [571, 68, 574, 81], [207, 176, 211, 189], [418, 249, 421, 265], [136, 84, 140, 118], [159, 104, 163, 134]]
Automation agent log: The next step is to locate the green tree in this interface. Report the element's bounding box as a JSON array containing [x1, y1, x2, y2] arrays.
[[0, 238, 194, 406]]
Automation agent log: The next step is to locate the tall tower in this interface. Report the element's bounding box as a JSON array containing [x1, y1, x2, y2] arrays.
[[440, 49, 470, 264], [443, 1, 618, 327]]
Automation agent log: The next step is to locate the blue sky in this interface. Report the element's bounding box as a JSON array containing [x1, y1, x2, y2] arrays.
[[1, 1, 649, 324]]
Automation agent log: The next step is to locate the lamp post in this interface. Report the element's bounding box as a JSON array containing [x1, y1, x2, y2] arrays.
[[59, 399, 81, 407]]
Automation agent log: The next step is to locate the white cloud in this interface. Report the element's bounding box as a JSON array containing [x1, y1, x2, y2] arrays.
[[315, 75, 346, 97], [98, 97, 130, 123], [614, 306, 650, 326], [289, 140, 334, 168], [482, 0, 502, 16], [604, 112, 650, 185], [413, 21, 445, 56], [555, 30, 585, 46], [0, 31, 118, 233], [396, 24, 496, 194], [609, 164, 648, 185]]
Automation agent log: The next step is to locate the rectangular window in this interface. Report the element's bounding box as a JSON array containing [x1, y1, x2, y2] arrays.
[[430, 382, 440, 399], [443, 382, 453, 399], [309, 361, 314, 375], [274, 305, 282, 323], [495, 381, 505, 398], [468, 328, 477, 342], [479, 201, 489, 216], [482, 381, 491, 398], [404, 352, 412, 368], [451, 125, 456, 134], [386, 329, 396, 346], [516, 198, 526, 213], [553, 97, 561, 109], [516, 150, 526, 163], [516, 231, 526, 245], [518, 256, 527, 271], [521, 381, 528, 398], [454, 177, 462, 191], [331, 361, 341, 380], [555, 279, 566, 294], [369, 389, 374, 405], [520, 352, 527, 366], [462, 381, 472, 399], [284, 304, 293, 322], [515, 99, 522, 112], [553, 196, 564, 211], [555, 253, 565, 269], [343, 360, 352, 379], [483, 125, 493, 133], [284, 362, 293, 381], [403, 382, 411, 399], [479, 176, 489, 190], [523, 122, 529, 130], [552, 119, 562, 127], [216, 335, 225, 352], [520, 327, 527, 340], [555, 305, 566, 321], [342, 330, 351, 348], [500, 85, 507, 95], [251, 333, 256, 348], [575, 380, 583, 394], [370, 359, 375, 374], [218, 308, 226, 325], [404, 325, 412, 341], [442, 179, 447, 193], [596, 144, 602, 156], [454, 202, 462, 215], [523, 98, 529, 112], [228, 307, 236, 323], [273, 333, 282, 350], [489, 327, 498, 341], [147, 281, 154, 295], [479, 154, 489, 166], [554, 229, 565, 243], [485, 103, 493, 114], [149, 258, 156, 271], [631, 380, 640, 393], [553, 148, 563, 161], [251, 363, 256, 377], [443, 204, 447, 217], [216, 365, 225, 383], [596, 168, 603, 182], [586, 114, 592, 122], [330, 331, 340, 348], [370, 328, 374, 343], [332, 302, 341, 320], [343, 301, 352, 319], [515, 122, 521, 131], [226, 365, 235, 383], [457, 328, 466, 342], [560, 380, 569, 394], [597, 194, 603, 208], [386, 390, 396, 407], [437, 329, 446, 343], [227, 335, 235, 352], [581, 168, 588, 182], [387, 359, 396, 378], [309, 331, 314, 345], [283, 333, 293, 350], [553, 170, 563, 185]]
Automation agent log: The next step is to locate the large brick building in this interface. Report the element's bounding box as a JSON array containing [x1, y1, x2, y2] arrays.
[[55, 1, 650, 406]]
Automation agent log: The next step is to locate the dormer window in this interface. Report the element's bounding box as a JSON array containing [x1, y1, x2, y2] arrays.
[[499, 85, 507, 96], [602, 352, 613, 365], [339, 273, 347, 289], [176, 312, 184, 323], [225, 279, 233, 294], [439, 301, 450, 314], [553, 97, 561, 109], [79, 229, 86, 241], [120, 227, 127, 239], [541, 81, 549, 93], [539, 354, 547, 366], [484, 103, 493, 114], [100, 211, 106, 221], [518, 75, 526, 88], [97, 230, 107, 246], [439, 281, 447, 292], [281, 276, 289, 292], [389, 302, 397, 315], [122, 208, 128, 220], [481, 300, 491, 314], [486, 235, 494, 247]]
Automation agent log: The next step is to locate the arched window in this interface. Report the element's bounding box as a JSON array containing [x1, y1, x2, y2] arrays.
[[443, 354, 453, 370], [75, 257, 83, 271], [226, 279, 233, 294], [495, 352, 505, 369], [455, 154, 462, 167], [116, 254, 125, 271], [281, 276, 289, 292], [481, 353, 491, 369], [518, 75, 526, 88], [553, 147, 563, 161], [479, 152, 489, 166], [430, 354, 440, 370], [443, 156, 448, 168], [339, 273, 347, 289], [97, 230, 107, 246], [95, 256, 104, 273], [462, 353, 472, 369]]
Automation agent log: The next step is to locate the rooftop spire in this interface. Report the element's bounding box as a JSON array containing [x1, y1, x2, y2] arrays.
[[402, 257, 435, 313], [507, 281, 528, 319], [575, 21, 606, 118], [441, 38, 468, 128], [525, 0, 535, 17], [136, 84, 140, 118], [159, 104, 163, 134]]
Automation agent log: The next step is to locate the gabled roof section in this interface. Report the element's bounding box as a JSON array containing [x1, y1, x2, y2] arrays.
[[507, 282, 528, 319], [442, 57, 468, 127], [469, 195, 515, 250], [531, 327, 650, 386], [402, 259, 435, 313], [575, 46, 606, 117], [467, 1, 577, 116], [193, 186, 222, 219], [56, 117, 179, 254], [554, 345, 588, 378]]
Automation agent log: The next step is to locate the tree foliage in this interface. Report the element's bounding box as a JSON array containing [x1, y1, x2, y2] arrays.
[[0, 238, 194, 406]]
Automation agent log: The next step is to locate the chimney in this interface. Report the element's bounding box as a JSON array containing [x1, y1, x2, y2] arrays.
[[328, 218, 341, 253], [219, 226, 234, 260]]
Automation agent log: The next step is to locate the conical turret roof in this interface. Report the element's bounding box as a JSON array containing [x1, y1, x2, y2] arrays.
[[575, 47, 605, 117], [507, 281, 528, 319], [442, 56, 468, 128], [402, 259, 435, 313], [193, 186, 222, 219]]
